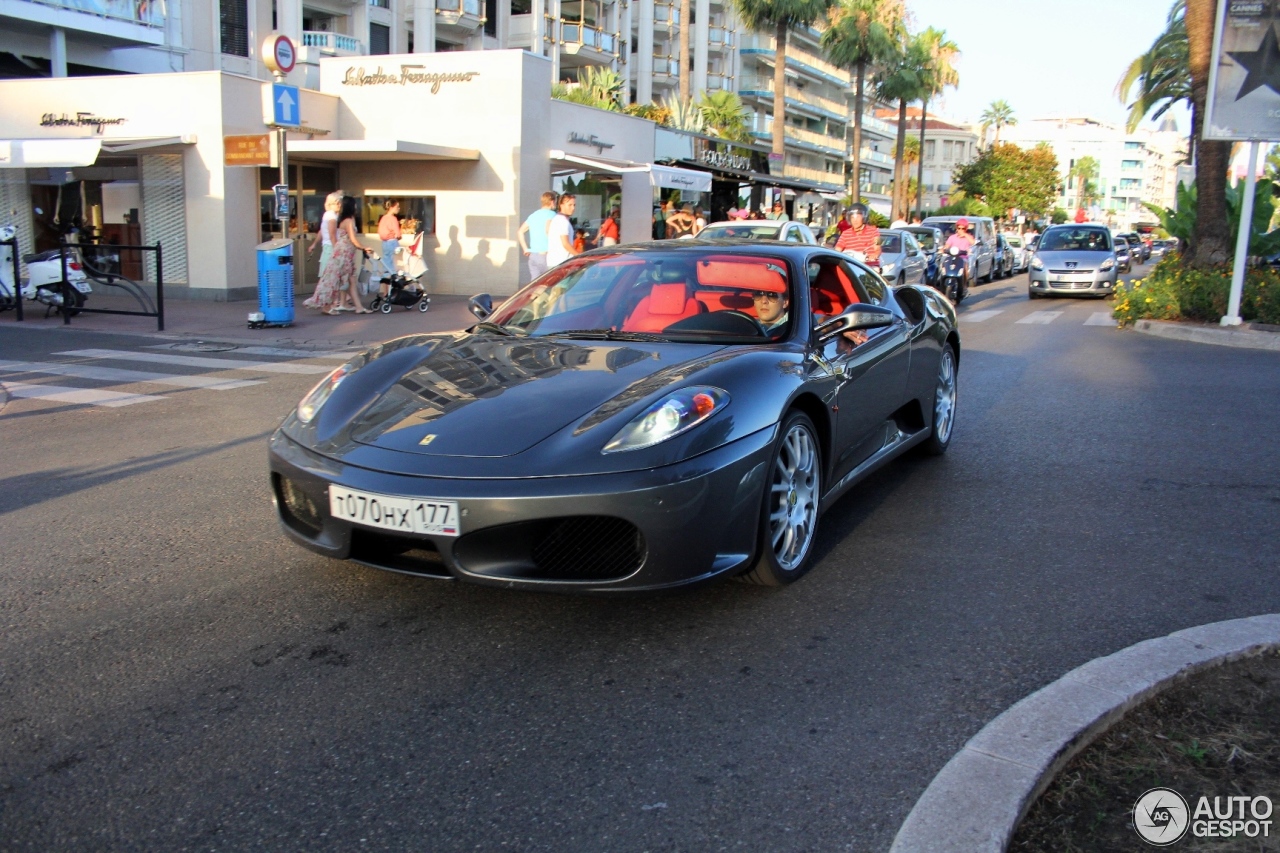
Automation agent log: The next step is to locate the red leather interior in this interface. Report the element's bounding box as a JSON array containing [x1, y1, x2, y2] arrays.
[[622, 282, 706, 331], [812, 263, 860, 315], [695, 289, 756, 315], [696, 258, 787, 293]]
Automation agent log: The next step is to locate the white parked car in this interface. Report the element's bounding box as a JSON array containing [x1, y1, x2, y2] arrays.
[[694, 220, 819, 244]]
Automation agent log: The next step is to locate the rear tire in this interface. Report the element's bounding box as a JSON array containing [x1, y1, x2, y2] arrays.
[[741, 411, 822, 587], [919, 342, 957, 456], [379, 300, 394, 314]]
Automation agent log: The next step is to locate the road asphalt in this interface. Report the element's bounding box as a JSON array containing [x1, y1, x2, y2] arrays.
[[0, 268, 1274, 845]]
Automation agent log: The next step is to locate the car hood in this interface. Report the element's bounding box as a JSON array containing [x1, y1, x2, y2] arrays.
[[335, 334, 723, 458], [1037, 250, 1114, 269]]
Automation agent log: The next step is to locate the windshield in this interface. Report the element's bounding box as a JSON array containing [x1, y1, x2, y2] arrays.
[[906, 229, 937, 251], [1040, 228, 1113, 252], [485, 250, 793, 343], [924, 220, 975, 239], [698, 223, 784, 240], [878, 234, 903, 253], [1006, 236, 1022, 248]]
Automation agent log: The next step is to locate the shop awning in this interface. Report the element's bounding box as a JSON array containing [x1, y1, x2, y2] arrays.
[[287, 139, 480, 161], [0, 136, 197, 168], [549, 150, 712, 193]]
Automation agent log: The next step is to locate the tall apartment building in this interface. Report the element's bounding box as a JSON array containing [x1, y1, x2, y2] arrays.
[[1001, 116, 1187, 231], [889, 109, 978, 212], [1, 0, 899, 202]]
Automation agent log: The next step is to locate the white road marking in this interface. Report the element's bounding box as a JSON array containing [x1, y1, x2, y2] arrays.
[[54, 349, 332, 374], [1016, 311, 1063, 325], [1, 381, 161, 408], [1085, 312, 1115, 326], [144, 344, 358, 360], [962, 309, 1004, 322], [0, 360, 263, 390]]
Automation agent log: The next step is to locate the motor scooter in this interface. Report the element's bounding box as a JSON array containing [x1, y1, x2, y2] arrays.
[[939, 246, 968, 304], [0, 224, 93, 316]]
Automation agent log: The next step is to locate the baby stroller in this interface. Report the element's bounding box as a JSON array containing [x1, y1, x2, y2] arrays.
[[365, 233, 430, 314]]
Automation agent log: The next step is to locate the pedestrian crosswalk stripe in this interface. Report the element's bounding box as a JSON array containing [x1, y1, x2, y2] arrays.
[[2, 381, 162, 408], [55, 349, 332, 374], [0, 360, 264, 390], [1016, 311, 1063, 325], [962, 309, 1004, 323], [144, 344, 358, 360], [1084, 312, 1115, 327]]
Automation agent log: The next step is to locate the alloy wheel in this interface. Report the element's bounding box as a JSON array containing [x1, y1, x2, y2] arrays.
[[768, 422, 819, 572], [934, 347, 957, 444]]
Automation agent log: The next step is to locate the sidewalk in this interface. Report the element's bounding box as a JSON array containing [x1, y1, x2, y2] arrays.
[[0, 289, 479, 351]]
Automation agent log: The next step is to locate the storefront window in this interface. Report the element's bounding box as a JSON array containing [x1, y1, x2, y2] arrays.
[[361, 195, 436, 238]]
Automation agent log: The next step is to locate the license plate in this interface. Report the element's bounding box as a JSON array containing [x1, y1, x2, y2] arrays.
[[329, 485, 460, 537], [72, 281, 92, 294]]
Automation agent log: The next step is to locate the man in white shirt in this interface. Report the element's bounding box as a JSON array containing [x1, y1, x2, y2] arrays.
[[546, 193, 579, 267]]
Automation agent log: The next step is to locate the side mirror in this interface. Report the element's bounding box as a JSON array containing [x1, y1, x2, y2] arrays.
[[815, 304, 895, 343], [468, 293, 493, 320]]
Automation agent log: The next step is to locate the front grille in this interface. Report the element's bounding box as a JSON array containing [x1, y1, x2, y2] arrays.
[[349, 529, 452, 579], [453, 516, 646, 583], [1049, 269, 1093, 275]]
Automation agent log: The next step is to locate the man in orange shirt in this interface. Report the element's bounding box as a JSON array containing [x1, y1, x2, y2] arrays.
[[835, 203, 881, 265]]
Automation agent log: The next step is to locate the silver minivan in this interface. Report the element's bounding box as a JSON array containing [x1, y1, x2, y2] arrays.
[[921, 215, 997, 283], [1027, 224, 1118, 298]]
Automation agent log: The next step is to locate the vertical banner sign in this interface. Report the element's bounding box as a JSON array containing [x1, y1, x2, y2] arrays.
[[1204, 0, 1280, 140], [273, 184, 289, 220]]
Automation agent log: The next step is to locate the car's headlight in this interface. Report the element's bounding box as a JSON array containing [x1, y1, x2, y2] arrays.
[[297, 364, 353, 424], [1100, 258, 1115, 271], [881, 262, 896, 275], [1031, 257, 1045, 270], [602, 386, 729, 453]]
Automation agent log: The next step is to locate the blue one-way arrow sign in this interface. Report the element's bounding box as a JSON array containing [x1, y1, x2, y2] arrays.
[[272, 82, 300, 128]]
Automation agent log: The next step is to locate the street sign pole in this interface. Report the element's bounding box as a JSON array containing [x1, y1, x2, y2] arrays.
[[1223, 140, 1260, 326], [278, 119, 288, 241]]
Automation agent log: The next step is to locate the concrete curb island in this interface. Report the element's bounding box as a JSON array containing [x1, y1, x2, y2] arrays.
[[890, 614, 1280, 853], [1134, 318, 1280, 351]]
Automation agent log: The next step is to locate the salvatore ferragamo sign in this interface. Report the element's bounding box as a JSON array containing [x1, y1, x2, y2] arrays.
[[40, 112, 127, 135], [342, 66, 480, 92]]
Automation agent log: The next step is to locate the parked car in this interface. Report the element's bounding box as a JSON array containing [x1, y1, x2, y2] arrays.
[[1027, 224, 1119, 299], [1150, 238, 1178, 260], [695, 220, 819, 244], [875, 228, 929, 286], [1113, 236, 1133, 273], [903, 225, 945, 286], [993, 234, 1015, 279], [269, 242, 960, 591], [1004, 233, 1029, 273], [921, 215, 997, 283]]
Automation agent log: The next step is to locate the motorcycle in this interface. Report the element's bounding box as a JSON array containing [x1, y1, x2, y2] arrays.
[[939, 246, 968, 304], [0, 225, 93, 316]]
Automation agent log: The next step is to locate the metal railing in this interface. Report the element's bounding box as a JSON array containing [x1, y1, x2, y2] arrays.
[[55, 238, 165, 331], [301, 31, 364, 53]]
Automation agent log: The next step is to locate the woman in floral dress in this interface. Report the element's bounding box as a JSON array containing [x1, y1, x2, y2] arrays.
[[304, 196, 372, 314]]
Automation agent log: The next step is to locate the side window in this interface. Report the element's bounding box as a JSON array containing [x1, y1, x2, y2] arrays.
[[841, 258, 886, 306], [785, 226, 803, 243]]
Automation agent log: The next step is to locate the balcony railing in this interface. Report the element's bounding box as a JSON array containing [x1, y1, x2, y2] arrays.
[[654, 3, 679, 25], [785, 164, 844, 187], [549, 20, 617, 53], [738, 75, 849, 120], [706, 72, 733, 90], [859, 147, 893, 166], [23, 0, 164, 27], [708, 26, 734, 47], [437, 0, 482, 15], [787, 125, 846, 154], [652, 56, 680, 76], [301, 31, 364, 55], [738, 33, 850, 85]]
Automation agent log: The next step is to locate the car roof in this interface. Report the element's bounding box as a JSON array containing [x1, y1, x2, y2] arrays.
[[580, 239, 822, 259], [702, 220, 807, 229]]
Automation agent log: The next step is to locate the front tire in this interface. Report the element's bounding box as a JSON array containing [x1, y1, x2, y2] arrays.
[[920, 343, 957, 456], [742, 411, 822, 587]]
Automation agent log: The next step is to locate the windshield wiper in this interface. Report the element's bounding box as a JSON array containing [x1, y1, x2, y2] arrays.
[[472, 321, 524, 336], [549, 328, 667, 342]]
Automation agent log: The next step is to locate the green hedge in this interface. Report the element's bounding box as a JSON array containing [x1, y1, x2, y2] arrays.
[[1112, 255, 1280, 327]]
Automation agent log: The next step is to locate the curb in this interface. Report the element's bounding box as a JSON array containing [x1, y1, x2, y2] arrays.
[[889, 614, 1280, 853], [1134, 318, 1280, 352]]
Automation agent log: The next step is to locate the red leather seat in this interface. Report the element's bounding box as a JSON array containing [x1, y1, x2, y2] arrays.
[[622, 282, 705, 332]]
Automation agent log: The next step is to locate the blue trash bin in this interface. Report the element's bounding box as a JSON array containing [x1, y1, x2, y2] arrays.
[[256, 238, 294, 325]]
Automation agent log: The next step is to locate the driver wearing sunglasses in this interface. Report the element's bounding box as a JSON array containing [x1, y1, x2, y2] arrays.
[[752, 289, 789, 335]]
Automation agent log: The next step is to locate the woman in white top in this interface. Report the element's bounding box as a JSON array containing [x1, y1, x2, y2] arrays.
[[545, 193, 579, 267], [306, 191, 343, 275]]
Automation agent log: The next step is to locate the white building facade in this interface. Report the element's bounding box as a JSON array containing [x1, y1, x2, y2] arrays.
[[1000, 117, 1187, 231]]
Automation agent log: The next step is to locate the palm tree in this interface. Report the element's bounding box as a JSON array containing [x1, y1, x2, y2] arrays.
[[980, 99, 1017, 147], [679, 0, 692, 107], [733, 0, 837, 165], [1117, 1, 1191, 152], [697, 89, 753, 141], [1185, 0, 1230, 267], [913, 27, 959, 218], [821, 0, 904, 202], [877, 32, 929, 220], [1071, 156, 1099, 211]]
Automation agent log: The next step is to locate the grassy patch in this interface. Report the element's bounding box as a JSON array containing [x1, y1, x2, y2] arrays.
[[1012, 650, 1280, 852]]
